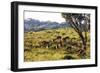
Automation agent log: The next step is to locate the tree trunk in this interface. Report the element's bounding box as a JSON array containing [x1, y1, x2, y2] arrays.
[[78, 33, 87, 58], [81, 37, 86, 50]]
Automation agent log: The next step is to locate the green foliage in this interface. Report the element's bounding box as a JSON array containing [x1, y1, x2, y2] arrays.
[[24, 28, 90, 62]]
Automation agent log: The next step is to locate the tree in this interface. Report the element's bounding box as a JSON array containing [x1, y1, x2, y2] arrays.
[[62, 13, 90, 57]]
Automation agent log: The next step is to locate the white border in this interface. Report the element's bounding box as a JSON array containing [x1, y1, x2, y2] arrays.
[[18, 5, 96, 68]]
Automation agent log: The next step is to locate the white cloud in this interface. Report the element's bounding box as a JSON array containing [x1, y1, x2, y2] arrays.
[[24, 11, 65, 23]]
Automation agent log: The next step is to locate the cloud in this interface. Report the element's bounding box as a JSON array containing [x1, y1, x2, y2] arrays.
[[24, 11, 65, 23]]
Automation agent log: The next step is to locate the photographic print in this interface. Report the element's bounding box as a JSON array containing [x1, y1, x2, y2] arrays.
[[11, 1, 97, 71], [24, 11, 90, 62]]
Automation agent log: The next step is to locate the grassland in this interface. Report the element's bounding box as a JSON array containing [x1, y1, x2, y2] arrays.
[[24, 28, 90, 62]]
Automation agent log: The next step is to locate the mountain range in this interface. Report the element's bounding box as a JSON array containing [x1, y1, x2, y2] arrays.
[[24, 18, 70, 32]]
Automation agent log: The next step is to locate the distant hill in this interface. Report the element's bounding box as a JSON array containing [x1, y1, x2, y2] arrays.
[[24, 18, 70, 32]]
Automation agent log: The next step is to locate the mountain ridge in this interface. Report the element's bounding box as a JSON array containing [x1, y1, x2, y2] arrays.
[[24, 18, 70, 32]]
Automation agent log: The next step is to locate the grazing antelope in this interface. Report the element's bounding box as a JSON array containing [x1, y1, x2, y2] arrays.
[[40, 40, 51, 48], [53, 36, 63, 49], [62, 36, 70, 47]]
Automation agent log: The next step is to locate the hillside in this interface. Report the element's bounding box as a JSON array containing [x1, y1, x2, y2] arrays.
[[24, 27, 90, 62]]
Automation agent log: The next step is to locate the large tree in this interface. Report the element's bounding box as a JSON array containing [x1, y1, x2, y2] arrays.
[[62, 13, 90, 57]]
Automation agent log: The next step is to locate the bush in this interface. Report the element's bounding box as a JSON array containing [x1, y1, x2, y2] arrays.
[[63, 54, 79, 60]]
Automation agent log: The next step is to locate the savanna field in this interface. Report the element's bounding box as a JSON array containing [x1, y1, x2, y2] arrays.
[[24, 28, 90, 62]]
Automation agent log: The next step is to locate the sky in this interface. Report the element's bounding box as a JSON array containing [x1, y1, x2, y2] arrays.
[[24, 11, 65, 23]]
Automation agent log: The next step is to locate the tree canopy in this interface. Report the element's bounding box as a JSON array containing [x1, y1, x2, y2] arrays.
[[62, 13, 90, 57]]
